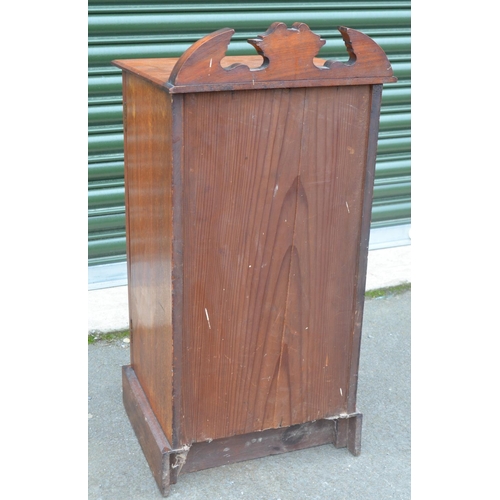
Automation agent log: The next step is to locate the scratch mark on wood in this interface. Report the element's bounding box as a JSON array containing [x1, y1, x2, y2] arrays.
[[204, 308, 212, 329]]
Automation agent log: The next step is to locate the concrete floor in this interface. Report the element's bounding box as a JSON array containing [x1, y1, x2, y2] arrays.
[[88, 289, 410, 499]]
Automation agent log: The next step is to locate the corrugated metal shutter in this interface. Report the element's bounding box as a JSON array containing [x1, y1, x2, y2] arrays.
[[88, 1, 410, 286]]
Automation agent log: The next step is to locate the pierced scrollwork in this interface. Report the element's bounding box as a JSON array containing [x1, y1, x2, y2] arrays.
[[168, 23, 396, 91]]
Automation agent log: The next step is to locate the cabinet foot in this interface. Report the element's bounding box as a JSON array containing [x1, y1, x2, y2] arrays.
[[333, 413, 362, 456]]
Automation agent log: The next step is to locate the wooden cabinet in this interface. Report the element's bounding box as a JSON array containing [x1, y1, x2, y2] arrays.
[[113, 22, 396, 497]]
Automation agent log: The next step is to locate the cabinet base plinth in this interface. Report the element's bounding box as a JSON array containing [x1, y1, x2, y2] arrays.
[[122, 365, 362, 497], [122, 365, 173, 496]]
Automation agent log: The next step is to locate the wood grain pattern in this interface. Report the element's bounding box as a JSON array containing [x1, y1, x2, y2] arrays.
[[179, 85, 372, 444], [168, 23, 396, 92], [112, 23, 396, 94], [347, 84, 383, 414], [122, 72, 174, 443], [114, 24, 395, 494], [113, 56, 326, 90]]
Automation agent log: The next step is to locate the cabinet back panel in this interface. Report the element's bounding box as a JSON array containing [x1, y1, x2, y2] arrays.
[[180, 86, 371, 444]]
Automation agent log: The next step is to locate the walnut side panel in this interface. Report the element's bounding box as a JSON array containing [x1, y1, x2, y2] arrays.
[[180, 86, 371, 444], [123, 72, 174, 443]]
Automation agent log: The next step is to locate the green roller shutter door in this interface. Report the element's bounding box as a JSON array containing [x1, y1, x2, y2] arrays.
[[88, 1, 411, 286]]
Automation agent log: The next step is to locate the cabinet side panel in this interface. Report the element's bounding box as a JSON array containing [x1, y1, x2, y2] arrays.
[[180, 87, 371, 444], [123, 72, 173, 443]]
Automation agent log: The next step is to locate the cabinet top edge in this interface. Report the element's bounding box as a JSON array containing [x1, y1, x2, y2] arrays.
[[112, 56, 396, 94], [111, 24, 397, 93]]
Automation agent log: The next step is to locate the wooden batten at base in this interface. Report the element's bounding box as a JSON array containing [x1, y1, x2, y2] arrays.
[[123, 365, 362, 496]]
